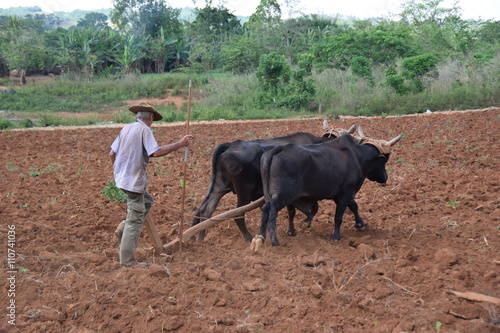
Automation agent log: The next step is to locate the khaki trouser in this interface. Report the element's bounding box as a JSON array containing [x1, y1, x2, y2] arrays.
[[117, 190, 153, 266]]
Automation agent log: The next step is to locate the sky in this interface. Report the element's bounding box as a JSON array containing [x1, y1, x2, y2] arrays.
[[1, 0, 499, 20]]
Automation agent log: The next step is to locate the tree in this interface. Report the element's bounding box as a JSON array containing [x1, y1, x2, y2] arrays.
[[401, 53, 438, 91], [400, 0, 461, 27], [116, 34, 146, 74], [274, 14, 338, 64], [77, 12, 109, 30], [384, 65, 409, 95], [280, 67, 316, 109], [246, 0, 282, 29], [190, 5, 242, 41], [148, 26, 189, 73], [166, 37, 191, 71], [220, 34, 263, 74], [351, 56, 374, 86], [310, 21, 414, 71], [399, 0, 472, 56], [111, 0, 181, 37], [23, 13, 61, 32], [4, 31, 47, 73], [256, 52, 290, 94], [255, 51, 315, 109], [243, 0, 283, 60], [187, 4, 242, 71]]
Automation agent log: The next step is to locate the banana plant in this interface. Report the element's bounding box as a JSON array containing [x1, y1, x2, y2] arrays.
[[115, 34, 146, 74]]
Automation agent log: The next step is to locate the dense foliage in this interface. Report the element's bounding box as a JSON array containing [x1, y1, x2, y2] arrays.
[[0, 0, 499, 120]]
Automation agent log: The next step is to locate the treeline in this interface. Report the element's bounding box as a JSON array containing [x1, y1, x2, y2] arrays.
[[0, 0, 499, 113]]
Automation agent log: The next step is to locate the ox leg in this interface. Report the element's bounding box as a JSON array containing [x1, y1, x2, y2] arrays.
[[234, 198, 253, 242], [348, 199, 367, 230], [266, 200, 280, 247], [251, 202, 269, 251], [251, 199, 281, 251], [332, 199, 349, 241], [303, 201, 318, 229], [191, 190, 229, 241], [286, 205, 297, 236]]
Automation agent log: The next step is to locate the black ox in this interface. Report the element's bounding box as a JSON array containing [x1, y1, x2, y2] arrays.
[[191, 124, 356, 242], [251, 128, 401, 251]]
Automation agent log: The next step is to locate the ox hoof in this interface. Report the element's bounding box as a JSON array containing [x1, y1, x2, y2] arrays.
[[250, 235, 264, 252], [355, 224, 367, 231]]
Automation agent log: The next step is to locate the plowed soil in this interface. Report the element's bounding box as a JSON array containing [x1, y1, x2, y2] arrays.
[[1, 109, 499, 332]]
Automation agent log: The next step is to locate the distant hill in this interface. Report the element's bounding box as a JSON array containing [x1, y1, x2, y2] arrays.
[[0, 6, 249, 27], [0, 6, 43, 17], [0, 6, 112, 27]]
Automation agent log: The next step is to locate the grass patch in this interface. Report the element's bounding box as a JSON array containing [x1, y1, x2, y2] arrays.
[[1, 52, 499, 128], [28, 163, 61, 177]]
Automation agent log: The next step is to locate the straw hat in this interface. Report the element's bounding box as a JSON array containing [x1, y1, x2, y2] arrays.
[[129, 101, 163, 121]]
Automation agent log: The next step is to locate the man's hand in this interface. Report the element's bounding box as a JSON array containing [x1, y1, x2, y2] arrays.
[[180, 134, 194, 147], [109, 149, 116, 164]]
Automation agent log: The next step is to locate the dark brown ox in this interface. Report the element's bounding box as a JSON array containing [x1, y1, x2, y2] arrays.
[[191, 124, 356, 242], [252, 128, 401, 250]]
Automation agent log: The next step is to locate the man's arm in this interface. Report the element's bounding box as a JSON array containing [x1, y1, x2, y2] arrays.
[[152, 135, 193, 158]]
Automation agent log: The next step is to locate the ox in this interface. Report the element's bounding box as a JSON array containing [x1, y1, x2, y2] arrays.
[[251, 128, 401, 250], [191, 124, 356, 242]]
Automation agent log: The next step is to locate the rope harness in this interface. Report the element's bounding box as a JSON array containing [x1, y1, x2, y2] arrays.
[[321, 127, 349, 139], [357, 137, 393, 154], [322, 127, 394, 155]]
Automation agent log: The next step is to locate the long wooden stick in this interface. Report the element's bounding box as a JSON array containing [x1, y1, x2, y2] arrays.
[[164, 197, 264, 252], [118, 204, 164, 253], [448, 290, 500, 305], [143, 215, 164, 253], [178, 80, 193, 256]]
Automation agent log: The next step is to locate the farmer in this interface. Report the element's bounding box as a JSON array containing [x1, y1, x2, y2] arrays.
[[109, 101, 193, 267]]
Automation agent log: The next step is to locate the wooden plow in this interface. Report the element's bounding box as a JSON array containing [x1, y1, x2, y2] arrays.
[[143, 197, 265, 254], [163, 197, 264, 252]]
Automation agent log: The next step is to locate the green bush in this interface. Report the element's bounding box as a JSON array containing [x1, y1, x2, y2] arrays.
[[20, 118, 34, 128], [0, 118, 14, 130], [101, 180, 127, 203], [385, 74, 409, 95], [401, 54, 439, 79], [351, 56, 374, 86], [256, 52, 291, 93]]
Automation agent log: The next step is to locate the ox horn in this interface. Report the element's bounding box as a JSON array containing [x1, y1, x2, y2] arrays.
[[322, 119, 329, 130], [388, 135, 402, 146], [357, 126, 365, 138], [346, 124, 356, 134]]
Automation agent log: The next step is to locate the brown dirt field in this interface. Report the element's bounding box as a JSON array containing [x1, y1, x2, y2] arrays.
[[0, 109, 499, 332]]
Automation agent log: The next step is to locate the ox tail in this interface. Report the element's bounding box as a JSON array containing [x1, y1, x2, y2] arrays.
[[261, 146, 284, 202], [192, 142, 231, 226], [207, 142, 231, 194], [261, 146, 286, 210]]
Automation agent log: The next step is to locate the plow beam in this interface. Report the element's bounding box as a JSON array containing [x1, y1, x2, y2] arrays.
[[164, 197, 264, 252]]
